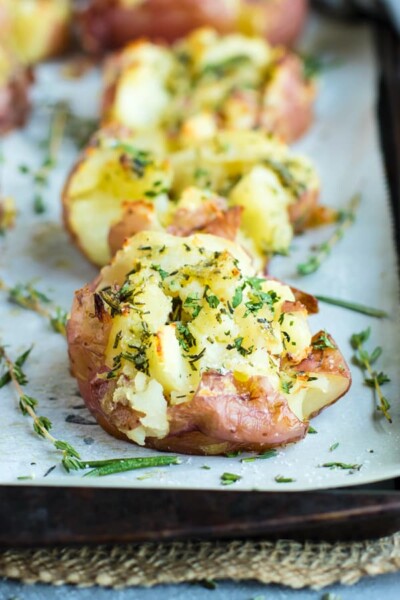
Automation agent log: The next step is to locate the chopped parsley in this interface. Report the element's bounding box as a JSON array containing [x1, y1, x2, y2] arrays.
[[176, 323, 196, 351], [151, 264, 169, 280], [232, 286, 243, 309], [184, 294, 202, 318], [204, 286, 220, 309]]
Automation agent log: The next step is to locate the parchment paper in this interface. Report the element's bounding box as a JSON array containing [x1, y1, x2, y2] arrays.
[[1, 16, 399, 491]]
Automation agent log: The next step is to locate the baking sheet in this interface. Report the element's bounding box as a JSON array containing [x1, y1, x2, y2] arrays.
[[1, 16, 399, 492]]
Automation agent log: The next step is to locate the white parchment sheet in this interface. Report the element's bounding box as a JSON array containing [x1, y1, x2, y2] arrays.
[[1, 17, 399, 491]]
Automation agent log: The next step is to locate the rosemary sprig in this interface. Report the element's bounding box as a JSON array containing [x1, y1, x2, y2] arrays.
[[82, 456, 181, 477], [297, 193, 360, 276], [0, 280, 67, 335], [0, 344, 80, 468], [316, 295, 387, 318], [351, 328, 392, 423]]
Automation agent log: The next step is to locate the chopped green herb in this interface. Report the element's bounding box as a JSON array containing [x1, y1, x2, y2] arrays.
[[275, 475, 295, 483], [225, 450, 242, 458], [281, 380, 294, 394], [329, 442, 339, 452], [204, 286, 220, 309], [312, 331, 336, 350], [232, 286, 243, 309], [226, 337, 253, 356], [241, 450, 277, 463], [186, 348, 206, 371], [308, 426, 318, 434], [220, 472, 242, 486], [151, 264, 169, 280], [184, 294, 202, 318], [176, 323, 196, 351], [320, 462, 361, 471]]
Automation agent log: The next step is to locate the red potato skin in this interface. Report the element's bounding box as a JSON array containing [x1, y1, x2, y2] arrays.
[[261, 52, 315, 144], [241, 0, 309, 47], [108, 198, 243, 257], [108, 200, 160, 256], [77, 0, 308, 54], [289, 187, 319, 233], [76, 0, 237, 54], [0, 65, 32, 135], [159, 371, 308, 448]]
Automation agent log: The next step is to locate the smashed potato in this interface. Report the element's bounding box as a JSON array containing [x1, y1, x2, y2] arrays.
[[62, 129, 320, 267], [67, 231, 351, 455], [0, 0, 71, 65], [102, 28, 315, 144]]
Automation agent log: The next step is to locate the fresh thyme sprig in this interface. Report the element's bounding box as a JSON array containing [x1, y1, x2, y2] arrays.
[[1, 344, 182, 477], [0, 280, 68, 335], [32, 102, 69, 214], [297, 193, 360, 276], [0, 344, 81, 468], [351, 328, 392, 423]]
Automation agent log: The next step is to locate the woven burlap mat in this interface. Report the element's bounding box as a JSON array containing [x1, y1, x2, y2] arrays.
[[1, 535, 400, 590]]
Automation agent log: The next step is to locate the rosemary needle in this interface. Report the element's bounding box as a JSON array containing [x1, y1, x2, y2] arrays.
[[316, 295, 387, 318], [83, 456, 181, 477]]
